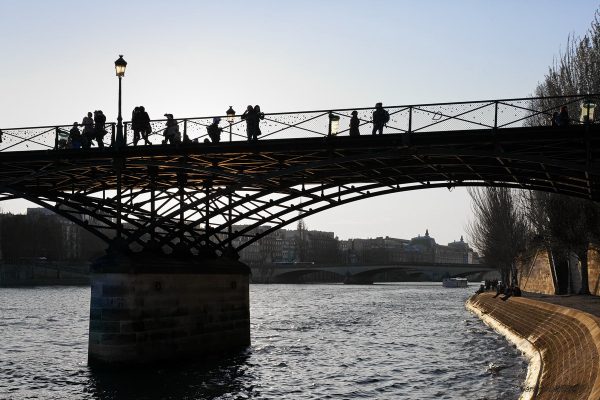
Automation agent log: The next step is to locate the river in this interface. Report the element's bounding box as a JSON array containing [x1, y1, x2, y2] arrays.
[[0, 283, 526, 399]]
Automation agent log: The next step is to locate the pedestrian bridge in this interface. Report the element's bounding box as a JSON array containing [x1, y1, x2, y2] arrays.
[[0, 94, 598, 256], [251, 262, 496, 284], [2, 93, 598, 365]]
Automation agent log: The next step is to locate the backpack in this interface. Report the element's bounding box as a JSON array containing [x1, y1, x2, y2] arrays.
[[384, 110, 390, 124]]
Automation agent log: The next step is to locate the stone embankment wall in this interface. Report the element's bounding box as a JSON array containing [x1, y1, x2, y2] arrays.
[[0, 262, 89, 286], [517, 245, 600, 296], [586, 246, 600, 296], [467, 293, 600, 400], [516, 249, 556, 295]]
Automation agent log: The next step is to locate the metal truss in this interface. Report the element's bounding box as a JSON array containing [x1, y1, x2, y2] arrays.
[[0, 94, 599, 255]]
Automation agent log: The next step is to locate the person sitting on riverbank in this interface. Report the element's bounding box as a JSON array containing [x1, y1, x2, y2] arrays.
[[493, 283, 505, 298], [475, 284, 485, 295]]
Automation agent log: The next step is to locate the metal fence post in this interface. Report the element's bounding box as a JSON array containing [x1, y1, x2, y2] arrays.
[[184, 119, 188, 142], [111, 123, 116, 147], [408, 106, 413, 133], [494, 101, 499, 129], [54, 127, 59, 150], [124, 122, 128, 145]]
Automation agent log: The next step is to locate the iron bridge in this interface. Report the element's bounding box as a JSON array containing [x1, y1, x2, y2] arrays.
[[0, 94, 599, 256]]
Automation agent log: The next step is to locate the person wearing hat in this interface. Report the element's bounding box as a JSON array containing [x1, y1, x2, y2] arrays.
[[69, 122, 82, 149], [372, 102, 390, 135], [206, 117, 223, 143], [163, 113, 180, 145], [349, 110, 360, 137]]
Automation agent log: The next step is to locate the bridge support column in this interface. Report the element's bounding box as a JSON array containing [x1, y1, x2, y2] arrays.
[[88, 253, 250, 366]]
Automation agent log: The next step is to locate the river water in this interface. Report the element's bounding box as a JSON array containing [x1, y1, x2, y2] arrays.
[[0, 283, 526, 399]]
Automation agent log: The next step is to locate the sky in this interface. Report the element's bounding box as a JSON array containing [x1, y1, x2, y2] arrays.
[[0, 0, 598, 246]]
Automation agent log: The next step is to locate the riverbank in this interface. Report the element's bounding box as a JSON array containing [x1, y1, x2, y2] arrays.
[[467, 292, 600, 400]]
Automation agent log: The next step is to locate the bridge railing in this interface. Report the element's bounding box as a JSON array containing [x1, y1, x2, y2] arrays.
[[0, 94, 597, 152]]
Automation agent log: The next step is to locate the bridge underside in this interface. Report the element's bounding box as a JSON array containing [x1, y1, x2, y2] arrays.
[[0, 125, 598, 255]]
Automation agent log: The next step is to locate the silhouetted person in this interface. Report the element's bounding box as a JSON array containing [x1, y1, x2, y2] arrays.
[[81, 112, 94, 149], [69, 122, 82, 149], [241, 105, 264, 141], [558, 106, 570, 127], [163, 114, 180, 145], [551, 112, 559, 127], [207, 117, 223, 143], [241, 105, 254, 141], [372, 102, 390, 135], [138, 106, 152, 145], [349, 110, 360, 137], [94, 110, 107, 148], [131, 106, 142, 146]]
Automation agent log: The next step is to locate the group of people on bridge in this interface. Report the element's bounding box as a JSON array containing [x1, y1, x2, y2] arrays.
[[54, 101, 393, 150], [61, 110, 107, 149]]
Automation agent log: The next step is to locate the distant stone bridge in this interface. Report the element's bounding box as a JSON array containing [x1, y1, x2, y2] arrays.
[[250, 262, 496, 284]]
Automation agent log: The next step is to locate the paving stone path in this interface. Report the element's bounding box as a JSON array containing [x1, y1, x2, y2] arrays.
[[468, 293, 600, 400]]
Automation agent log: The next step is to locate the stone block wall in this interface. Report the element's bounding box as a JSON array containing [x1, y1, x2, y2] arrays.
[[88, 255, 250, 365], [587, 246, 600, 296], [516, 248, 556, 295]]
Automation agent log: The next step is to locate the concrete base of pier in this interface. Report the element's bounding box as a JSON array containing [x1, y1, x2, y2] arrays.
[[87, 252, 251, 366]]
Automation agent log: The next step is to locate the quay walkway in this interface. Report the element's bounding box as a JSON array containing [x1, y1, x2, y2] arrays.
[[467, 292, 600, 400]]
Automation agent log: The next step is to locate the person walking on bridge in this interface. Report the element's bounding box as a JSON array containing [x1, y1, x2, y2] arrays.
[[163, 114, 181, 145], [207, 117, 223, 143], [138, 106, 152, 145], [131, 106, 142, 146], [69, 122, 82, 149], [241, 105, 264, 141], [81, 112, 94, 149], [93, 110, 107, 148], [349, 110, 360, 137], [372, 102, 390, 135]]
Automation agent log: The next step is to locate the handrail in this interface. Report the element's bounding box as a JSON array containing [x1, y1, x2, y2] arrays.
[[0, 93, 598, 152]]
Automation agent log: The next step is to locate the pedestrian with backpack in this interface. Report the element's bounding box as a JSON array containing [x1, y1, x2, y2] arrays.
[[372, 102, 390, 135]]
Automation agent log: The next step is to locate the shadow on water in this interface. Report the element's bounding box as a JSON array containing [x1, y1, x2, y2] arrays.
[[85, 350, 255, 400]]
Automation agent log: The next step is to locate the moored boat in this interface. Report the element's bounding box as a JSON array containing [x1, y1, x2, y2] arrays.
[[442, 277, 468, 288]]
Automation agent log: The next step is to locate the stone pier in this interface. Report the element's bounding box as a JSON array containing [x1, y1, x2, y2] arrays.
[[88, 253, 251, 366]]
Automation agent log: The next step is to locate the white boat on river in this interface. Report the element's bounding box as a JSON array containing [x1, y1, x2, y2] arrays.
[[442, 278, 468, 288]]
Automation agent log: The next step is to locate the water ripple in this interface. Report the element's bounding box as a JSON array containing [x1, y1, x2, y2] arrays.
[[0, 283, 525, 399]]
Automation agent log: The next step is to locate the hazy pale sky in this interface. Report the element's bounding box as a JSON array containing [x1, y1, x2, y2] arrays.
[[0, 0, 598, 245]]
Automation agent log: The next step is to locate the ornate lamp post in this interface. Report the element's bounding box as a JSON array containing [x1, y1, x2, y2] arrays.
[[226, 106, 236, 142], [114, 55, 127, 147], [225, 106, 236, 243]]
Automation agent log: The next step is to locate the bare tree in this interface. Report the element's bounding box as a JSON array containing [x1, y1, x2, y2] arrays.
[[523, 191, 600, 294], [467, 187, 529, 285]]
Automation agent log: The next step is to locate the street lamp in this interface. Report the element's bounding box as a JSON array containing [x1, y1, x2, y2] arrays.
[[328, 112, 340, 136], [226, 106, 235, 142], [580, 99, 597, 123], [225, 106, 236, 242], [114, 55, 127, 147]]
